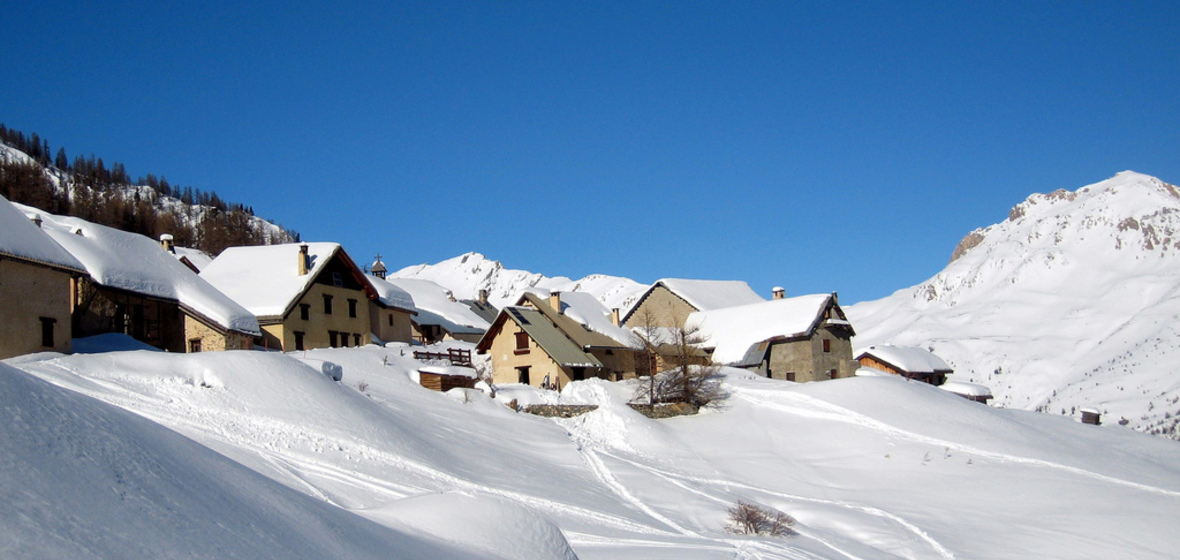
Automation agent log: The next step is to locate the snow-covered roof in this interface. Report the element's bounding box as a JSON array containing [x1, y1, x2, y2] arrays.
[[364, 274, 417, 311], [521, 288, 640, 349], [200, 243, 349, 318], [173, 246, 213, 271], [686, 294, 835, 365], [0, 195, 84, 272], [857, 345, 952, 374], [651, 278, 765, 312], [418, 365, 477, 379], [940, 380, 993, 399], [22, 204, 259, 336], [383, 277, 491, 331]]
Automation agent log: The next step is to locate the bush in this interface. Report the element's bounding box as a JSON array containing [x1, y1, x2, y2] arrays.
[[726, 500, 796, 537]]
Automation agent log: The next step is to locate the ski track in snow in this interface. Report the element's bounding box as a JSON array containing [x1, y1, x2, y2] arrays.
[[30, 359, 688, 542], [736, 387, 1180, 499]]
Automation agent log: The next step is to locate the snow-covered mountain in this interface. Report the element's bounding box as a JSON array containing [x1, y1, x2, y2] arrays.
[[849, 171, 1180, 438], [391, 252, 647, 311]]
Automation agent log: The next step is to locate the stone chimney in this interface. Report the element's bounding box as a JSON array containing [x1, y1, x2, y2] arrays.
[[611, 308, 621, 327], [30, 214, 42, 228], [298, 244, 309, 276], [772, 286, 785, 300], [831, 291, 839, 305], [159, 233, 175, 253], [478, 289, 489, 306], [549, 291, 562, 314]]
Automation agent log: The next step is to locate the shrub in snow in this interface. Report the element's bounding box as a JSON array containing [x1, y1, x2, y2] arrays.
[[726, 500, 797, 537]]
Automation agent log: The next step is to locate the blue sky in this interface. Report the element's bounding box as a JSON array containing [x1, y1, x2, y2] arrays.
[[4, 1, 1178, 303]]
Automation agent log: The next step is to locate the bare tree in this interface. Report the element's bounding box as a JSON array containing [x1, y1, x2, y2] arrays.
[[631, 311, 726, 408], [726, 500, 797, 537]]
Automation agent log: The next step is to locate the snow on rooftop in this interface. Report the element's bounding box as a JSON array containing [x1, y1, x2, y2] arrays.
[[383, 278, 491, 331], [524, 288, 641, 348], [0, 195, 84, 272], [686, 294, 833, 365], [418, 365, 478, 379], [858, 345, 952, 374], [940, 380, 994, 399], [21, 204, 259, 335], [653, 278, 765, 312], [200, 243, 341, 318], [365, 274, 416, 311]]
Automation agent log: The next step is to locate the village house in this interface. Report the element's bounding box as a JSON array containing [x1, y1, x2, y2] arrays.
[[361, 271, 418, 345], [0, 195, 86, 359], [201, 243, 386, 351], [477, 290, 641, 389], [19, 204, 262, 353], [856, 345, 954, 386], [688, 290, 857, 382], [381, 277, 493, 344], [621, 278, 765, 330]]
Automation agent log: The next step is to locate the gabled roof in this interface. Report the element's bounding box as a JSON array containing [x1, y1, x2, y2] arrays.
[[856, 345, 952, 375], [622, 278, 764, 323], [481, 306, 604, 368], [515, 291, 639, 350], [22, 204, 259, 336], [686, 293, 848, 365], [0, 195, 84, 273], [201, 243, 374, 320], [382, 277, 491, 332], [364, 274, 417, 313]]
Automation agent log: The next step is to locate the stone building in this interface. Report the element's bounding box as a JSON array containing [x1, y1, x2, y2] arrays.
[[688, 292, 857, 382], [0, 196, 85, 359], [621, 278, 764, 330]]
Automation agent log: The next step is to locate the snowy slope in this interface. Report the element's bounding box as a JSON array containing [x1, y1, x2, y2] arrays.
[[9, 348, 1180, 559], [0, 361, 494, 560], [392, 252, 646, 311], [848, 171, 1180, 438]]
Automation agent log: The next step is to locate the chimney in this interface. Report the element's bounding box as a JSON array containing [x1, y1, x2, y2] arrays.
[[772, 286, 785, 300], [832, 291, 839, 305], [298, 244, 309, 276], [549, 291, 562, 314], [478, 289, 489, 306], [159, 233, 175, 253], [446, 290, 456, 302], [30, 214, 42, 228], [611, 308, 621, 327]]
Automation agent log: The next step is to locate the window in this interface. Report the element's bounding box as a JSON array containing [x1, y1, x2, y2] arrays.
[[39, 317, 56, 347], [300, 304, 310, 321], [188, 338, 202, 353], [823, 339, 831, 353], [572, 367, 585, 381], [348, 298, 357, 318], [329, 331, 338, 347], [323, 294, 333, 314], [514, 331, 530, 354], [516, 366, 530, 385], [332, 272, 343, 287], [387, 314, 393, 326], [829, 369, 838, 379], [294, 331, 305, 351], [353, 333, 361, 346], [340, 332, 348, 347], [785, 372, 796, 382]]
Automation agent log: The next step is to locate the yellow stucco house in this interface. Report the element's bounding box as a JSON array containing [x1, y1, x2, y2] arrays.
[[201, 243, 412, 351], [477, 291, 641, 389], [0, 196, 85, 359]]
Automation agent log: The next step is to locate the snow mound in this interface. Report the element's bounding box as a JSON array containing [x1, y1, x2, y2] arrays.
[[374, 493, 579, 560], [0, 362, 479, 559]]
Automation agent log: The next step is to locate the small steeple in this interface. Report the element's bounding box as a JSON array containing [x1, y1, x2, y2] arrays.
[[371, 254, 387, 279]]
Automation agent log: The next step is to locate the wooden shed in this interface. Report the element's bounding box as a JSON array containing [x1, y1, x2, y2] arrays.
[[417, 365, 478, 392]]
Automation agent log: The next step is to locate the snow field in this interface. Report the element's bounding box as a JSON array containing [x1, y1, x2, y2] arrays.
[[8, 345, 1180, 559]]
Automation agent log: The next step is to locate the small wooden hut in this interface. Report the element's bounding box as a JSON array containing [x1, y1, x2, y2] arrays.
[[417, 365, 478, 392]]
